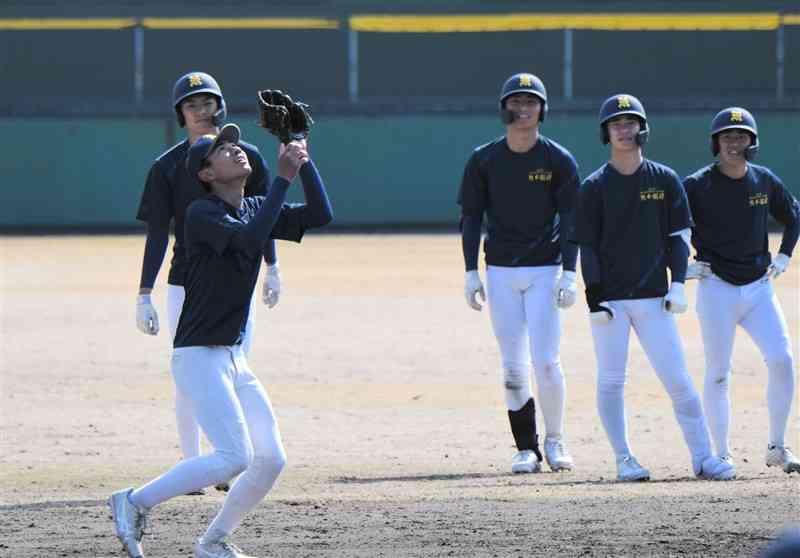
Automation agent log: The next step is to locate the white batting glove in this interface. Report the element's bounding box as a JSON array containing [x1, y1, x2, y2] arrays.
[[767, 253, 790, 279], [136, 294, 159, 335], [663, 282, 687, 314], [685, 261, 712, 281], [590, 302, 614, 323], [464, 270, 486, 311], [263, 265, 281, 308], [555, 270, 577, 309]]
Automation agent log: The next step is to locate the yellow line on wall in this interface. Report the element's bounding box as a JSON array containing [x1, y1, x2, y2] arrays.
[[142, 17, 339, 30], [349, 13, 781, 32], [0, 14, 792, 32], [0, 18, 136, 30]]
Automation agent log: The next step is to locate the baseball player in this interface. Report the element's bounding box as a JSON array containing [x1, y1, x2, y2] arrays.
[[572, 94, 735, 482], [683, 107, 800, 475], [458, 73, 580, 474], [111, 124, 333, 558], [136, 72, 281, 487]]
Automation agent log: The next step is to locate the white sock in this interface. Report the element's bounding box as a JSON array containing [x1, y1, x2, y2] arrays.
[[672, 389, 712, 467], [766, 355, 795, 448], [703, 369, 732, 457], [597, 379, 631, 459], [534, 361, 565, 439]]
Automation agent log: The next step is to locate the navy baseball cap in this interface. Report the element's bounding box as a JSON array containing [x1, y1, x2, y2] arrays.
[[186, 123, 241, 184]]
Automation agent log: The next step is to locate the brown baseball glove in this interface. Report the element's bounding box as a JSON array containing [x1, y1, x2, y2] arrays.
[[257, 89, 314, 144]]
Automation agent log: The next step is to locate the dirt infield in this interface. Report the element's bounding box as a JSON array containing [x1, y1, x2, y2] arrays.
[[0, 233, 798, 557]]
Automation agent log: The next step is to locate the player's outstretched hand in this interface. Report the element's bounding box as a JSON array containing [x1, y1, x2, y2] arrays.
[[685, 261, 711, 281], [767, 253, 790, 280], [555, 270, 577, 309], [263, 265, 281, 308], [663, 282, 687, 314], [136, 294, 159, 335], [464, 270, 486, 311], [277, 140, 309, 182]]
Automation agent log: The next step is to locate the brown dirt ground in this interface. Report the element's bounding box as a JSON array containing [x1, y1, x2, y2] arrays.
[[0, 233, 798, 558]]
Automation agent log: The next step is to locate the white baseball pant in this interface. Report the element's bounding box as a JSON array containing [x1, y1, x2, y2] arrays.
[[130, 344, 286, 539], [589, 298, 713, 464], [696, 274, 796, 456], [167, 284, 257, 459], [486, 265, 566, 439]]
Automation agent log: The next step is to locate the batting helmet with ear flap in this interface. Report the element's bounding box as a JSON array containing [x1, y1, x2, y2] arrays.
[[710, 107, 758, 160], [499, 73, 548, 124], [172, 71, 227, 128], [599, 93, 649, 146]]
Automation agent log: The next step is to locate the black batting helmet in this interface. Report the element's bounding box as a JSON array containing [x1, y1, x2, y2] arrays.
[[710, 107, 758, 160], [172, 71, 227, 128], [599, 93, 649, 146], [499, 73, 548, 124]]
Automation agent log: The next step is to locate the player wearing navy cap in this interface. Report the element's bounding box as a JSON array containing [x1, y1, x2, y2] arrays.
[[684, 107, 800, 476], [110, 124, 332, 558], [135, 72, 281, 481], [458, 73, 580, 474], [573, 94, 735, 482]]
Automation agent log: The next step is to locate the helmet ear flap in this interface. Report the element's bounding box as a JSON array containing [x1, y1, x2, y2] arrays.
[[601, 124, 610, 145], [212, 96, 227, 127], [176, 107, 186, 128], [711, 135, 720, 156], [635, 120, 650, 146], [745, 132, 759, 160]]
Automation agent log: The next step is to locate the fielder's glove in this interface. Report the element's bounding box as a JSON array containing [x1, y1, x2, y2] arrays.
[[685, 261, 712, 281], [663, 282, 687, 314], [464, 270, 486, 311], [257, 89, 314, 144], [767, 253, 790, 279], [136, 294, 159, 335], [585, 283, 613, 323], [263, 265, 281, 309], [555, 270, 577, 309]]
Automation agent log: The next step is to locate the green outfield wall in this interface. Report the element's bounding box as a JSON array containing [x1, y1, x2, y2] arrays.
[[2, 113, 798, 228]]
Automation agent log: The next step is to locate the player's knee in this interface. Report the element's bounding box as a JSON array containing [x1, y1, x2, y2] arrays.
[[705, 366, 731, 387], [767, 353, 797, 391], [249, 452, 287, 487], [533, 360, 563, 387], [597, 370, 626, 393], [667, 383, 700, 406], [503, 366, 528, 391], [219, 454, 249, 479], [218, 444, 254, 478]]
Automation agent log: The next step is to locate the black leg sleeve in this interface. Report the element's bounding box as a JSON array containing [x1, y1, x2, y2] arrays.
[[507, 398, 542, 460]]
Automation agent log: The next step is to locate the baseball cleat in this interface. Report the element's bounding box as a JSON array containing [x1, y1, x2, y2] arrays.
[[616, 455, 650, 482], [721, 453, 734, 465], [766, 445, 800, 474], [695, 455, 736, 481], [196, 537, 258, 558], [109, 488, 147, 558], [511, 450, 542, 474], [544, 436, 574, 472], [215, 482, 230, 493]]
